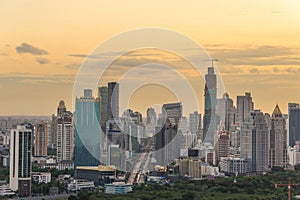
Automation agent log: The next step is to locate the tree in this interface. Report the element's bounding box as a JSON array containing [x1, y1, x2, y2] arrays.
[[182, 192, 195, 200]]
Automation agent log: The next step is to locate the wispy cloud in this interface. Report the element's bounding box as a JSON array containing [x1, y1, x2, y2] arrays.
[[36, 57, 50, 64], [16, 42, 48, 55], [65, 63, 81, 70]]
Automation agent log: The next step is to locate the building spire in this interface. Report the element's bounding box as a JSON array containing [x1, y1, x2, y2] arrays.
[[272, 104, 282, 117]]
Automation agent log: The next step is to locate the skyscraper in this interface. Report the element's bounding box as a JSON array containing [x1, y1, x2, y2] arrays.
[[288, 103, 300, 147], [56, 101, 74, 162], [189, 111, 201, 139], [155, 102, 183, 165], [146, 107, 157, 134], [10, 125, 32, 196], [203, 67, 217, 145], [216, 93, 236, 132], [98, 86, 108, 128], [34, 122, 48, 157], [236, 92, 254, 125], [215, 131, 230, 163], [240, 110, 269, 173], [107, 82, 119, 120], [74, 90, 100, 167], [269, 104, 288, 169]]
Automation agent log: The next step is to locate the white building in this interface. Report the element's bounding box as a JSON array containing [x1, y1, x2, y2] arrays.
[[31, 172, 51, 184], [9, 125, 32, 196], [219, 157, 249, 174]]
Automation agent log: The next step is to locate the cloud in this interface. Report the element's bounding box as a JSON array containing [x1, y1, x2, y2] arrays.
[[286, 68, 300, 73], [36, 57, 50, 64], [16, 42, 48, 55], [68, 54, 88, 58], [273, 67, 280, 73], [210, 45, 300, 66], [249, 68, 259, 74], [65, 63, 81, 70]]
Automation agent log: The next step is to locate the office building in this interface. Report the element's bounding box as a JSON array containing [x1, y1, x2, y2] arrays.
[[98, 86, 108, 128], [236, 92, 254, 125], [189, 111, 201, 140], [240, 110, 269, 173], [216, 93, 236, 132], [74, 89, 100, 167], [219, 157, 249, 175], [107, 82, 119, 120], [288, 103, 300, 147], [9, 125, 32, 196]]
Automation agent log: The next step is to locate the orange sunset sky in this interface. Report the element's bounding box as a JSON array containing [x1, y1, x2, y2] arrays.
[[0, 0, 300, 116]]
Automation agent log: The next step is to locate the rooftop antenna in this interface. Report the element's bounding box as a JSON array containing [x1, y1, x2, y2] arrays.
[[211, 59, 218, 67]]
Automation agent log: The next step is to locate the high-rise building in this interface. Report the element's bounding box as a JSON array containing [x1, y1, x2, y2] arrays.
[[203, 67, 217, 145], [10, 125, 32, 196], [215, 131, 230, 163], [98, 86, 108, 128], [240, 110, 269, 173], [34, 122, 48, 157], [155, 103, 183, 165], [50, 114, 58, 149], [189, 111, 201, 139], [146, 107, 157, 134], [288, 103, 300, 147], [269, 104, 288, 169], [74, 90, 100, 167], [179, 157, 202, 179], [107, 82, 119, 120], [216, 93, 236, 132], [56, 101, 74, 163], [236, 92, 254, 125]]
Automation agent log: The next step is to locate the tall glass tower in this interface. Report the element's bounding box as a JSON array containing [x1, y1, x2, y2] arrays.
[[74, 89, 100, 167], [203, 67, 217, 145]]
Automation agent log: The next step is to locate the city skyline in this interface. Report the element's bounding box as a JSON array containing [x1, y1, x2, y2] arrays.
[[1, 1, 300, 115]]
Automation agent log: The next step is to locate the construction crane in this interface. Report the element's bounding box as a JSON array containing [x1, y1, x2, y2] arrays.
[[275, 178, 300, 200]]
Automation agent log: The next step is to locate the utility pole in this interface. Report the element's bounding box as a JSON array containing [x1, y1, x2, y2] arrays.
[[275, 178, 300, 200]]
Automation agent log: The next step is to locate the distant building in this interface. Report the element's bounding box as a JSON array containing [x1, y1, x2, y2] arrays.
[[216, 93, 236, 132], [107, 82, 119, 120], [76, 165, 116, 186], [34, 122, 48, 157], [240, 110, 269, 173], [236, 92, 254, 126], [105, 182, 133, 194], [98, 86, 108, 128], [146, 107, 157, 134], [9, 125, 32, 196], [56, 101, 74, 163], [288, 103, 300, 147], [269, 104, 288, 169], [189, 111, 201, 140]]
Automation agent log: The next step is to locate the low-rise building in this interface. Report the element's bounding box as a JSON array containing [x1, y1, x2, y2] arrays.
[[219, 157, 249, 175], [105, 182, 132, 194], [31, 172, 51, 184], [76, 165, 116, 186], [68, 179, 95, 192]]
